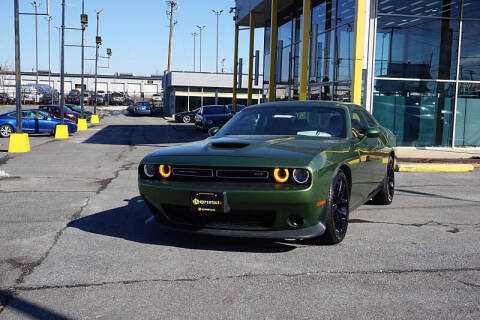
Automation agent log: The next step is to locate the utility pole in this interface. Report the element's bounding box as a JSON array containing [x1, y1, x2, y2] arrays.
[[166, 1, 178, 72], [212, 10, 223, 73], [32, 1, 39, 103], [196, 25, 206, 72], [94, 9, 103, 115], [45, 15, 53, 103], [192, 32, 197, 72]]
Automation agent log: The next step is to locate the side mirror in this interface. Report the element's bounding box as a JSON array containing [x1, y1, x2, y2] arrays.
[[208, 127, 220, 136], [366, 127, 381, 138]]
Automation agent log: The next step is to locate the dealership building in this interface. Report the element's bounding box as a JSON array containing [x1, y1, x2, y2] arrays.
[[162, 71, 263, 116], [234, 0, 480, 147]]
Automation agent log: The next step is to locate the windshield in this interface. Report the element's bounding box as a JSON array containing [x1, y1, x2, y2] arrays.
[[203, 106, 228, 114], [218, 106, 347, 138], [137, 101, 150, 106]]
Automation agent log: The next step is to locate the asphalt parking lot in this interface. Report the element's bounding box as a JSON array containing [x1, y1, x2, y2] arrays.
[[0, 111, 479, 319]]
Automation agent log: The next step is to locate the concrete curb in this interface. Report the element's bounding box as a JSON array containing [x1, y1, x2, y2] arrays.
[[396, 163, 475, 173]]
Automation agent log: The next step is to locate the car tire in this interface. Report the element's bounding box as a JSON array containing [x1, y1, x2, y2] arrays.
[[0, 124, 13, 138], [182, 115, 191, 123], [316, 169, 350, 245], [370, 156, 395, 205]]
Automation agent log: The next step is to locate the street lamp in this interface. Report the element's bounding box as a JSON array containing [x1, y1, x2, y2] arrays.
[[45, 15, 53, 103], [192, 32, 197, 72], [80, 0, 88, 119], [93, 9, 104, 116], [196, 25, 206, 72], [212, 10, 223, 73], [32, 1, 40, 103]]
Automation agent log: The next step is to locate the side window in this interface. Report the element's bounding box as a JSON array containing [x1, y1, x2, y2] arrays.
[[350, 111, 369, 134], [359, 110, 377, 127]]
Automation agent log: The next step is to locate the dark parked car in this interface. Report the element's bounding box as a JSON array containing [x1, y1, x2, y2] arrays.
[[0, 109, 77, 138], [127, 101, 152, 116], [66, 91, 81, 105], [0, 93, 14, 104], [39, 91, 59, 104], [38, 104, 81, 123], [194, 105, 232, 132], [174, 108, 199, 123], [226, 104, 247, 113], [89, 94, 105, 105], [65, 104, 93, 119]]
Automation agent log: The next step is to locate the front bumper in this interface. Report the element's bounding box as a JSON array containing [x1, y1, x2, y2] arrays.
[[139, 178, 328, 240], [146, 215, 326, 239]]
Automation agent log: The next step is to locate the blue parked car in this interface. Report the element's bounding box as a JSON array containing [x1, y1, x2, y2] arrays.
[[127, 101, 152, 116], [0, 109, 77, 138]]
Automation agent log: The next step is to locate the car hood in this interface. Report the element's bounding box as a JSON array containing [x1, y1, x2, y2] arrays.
[[145, 135, 350, 168]]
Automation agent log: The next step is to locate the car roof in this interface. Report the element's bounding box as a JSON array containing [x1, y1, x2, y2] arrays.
[[249, 101, 359, 109]]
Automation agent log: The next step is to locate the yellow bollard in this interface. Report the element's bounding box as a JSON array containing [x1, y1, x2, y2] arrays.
[[8, 133, 30, 153], [55, 125, 69, 139], [77, 118, 88, 131], [90, 114, 100, 124]]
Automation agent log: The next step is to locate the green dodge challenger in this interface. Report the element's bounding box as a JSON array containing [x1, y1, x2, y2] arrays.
[[138, 101, 396, 244]]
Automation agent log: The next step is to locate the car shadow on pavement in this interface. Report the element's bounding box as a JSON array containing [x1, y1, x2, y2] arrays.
[[67, 197, 297, 253], [0, 290, 72, 320], [82, 125, 207, 146]]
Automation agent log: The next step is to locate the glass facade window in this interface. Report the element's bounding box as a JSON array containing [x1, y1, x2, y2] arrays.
[[373, 0, 480, 147], [265, 0, 355, 101], [375, 16, 459, 80], [377, 0, 461, 18], [459, 20, 480, 81], [455, 83, 480, 146], [463, 1, 480, 19], [373, 80, 455, 147]]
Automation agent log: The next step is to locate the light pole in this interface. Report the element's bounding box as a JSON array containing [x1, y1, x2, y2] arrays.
[[14, 0, 22, 134], [212, 10, 223, 73], [45, 15, 53, 103], [80, 0, 88, 119], [94, 9, 103, 116], [60, 0, 65, 124], [192, 32, 197, 72], [196, 25, 205, 72], [32, 1, 40, 103]]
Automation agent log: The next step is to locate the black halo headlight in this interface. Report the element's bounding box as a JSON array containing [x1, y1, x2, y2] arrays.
[[292, 169, 310, 184], [143, 164, 156, 178]]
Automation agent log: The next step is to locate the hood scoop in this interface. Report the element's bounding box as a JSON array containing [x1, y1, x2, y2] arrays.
[[210, 142, 250, 149]]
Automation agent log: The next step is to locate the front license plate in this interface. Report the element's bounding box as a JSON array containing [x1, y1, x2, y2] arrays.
[[191, 192, 227, 213]]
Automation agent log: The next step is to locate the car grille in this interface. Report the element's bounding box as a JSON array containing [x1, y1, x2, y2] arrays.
[[170, 166, 271, 182], [161, 204, 276, 230]]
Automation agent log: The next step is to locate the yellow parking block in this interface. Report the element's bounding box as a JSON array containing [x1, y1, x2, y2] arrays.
[[90, 114, 100, 124], [55, 125, 69, 139], [77, 118, 88, 131], [8, 133, 30, 153], [396, 163, 474, 173]]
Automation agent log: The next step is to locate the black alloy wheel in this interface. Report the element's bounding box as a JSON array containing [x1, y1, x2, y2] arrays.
[[317, 170, 350, 244], [331, 173, 349, 236], [370, 156, 395, 205], [182, 115, 191, 123]]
